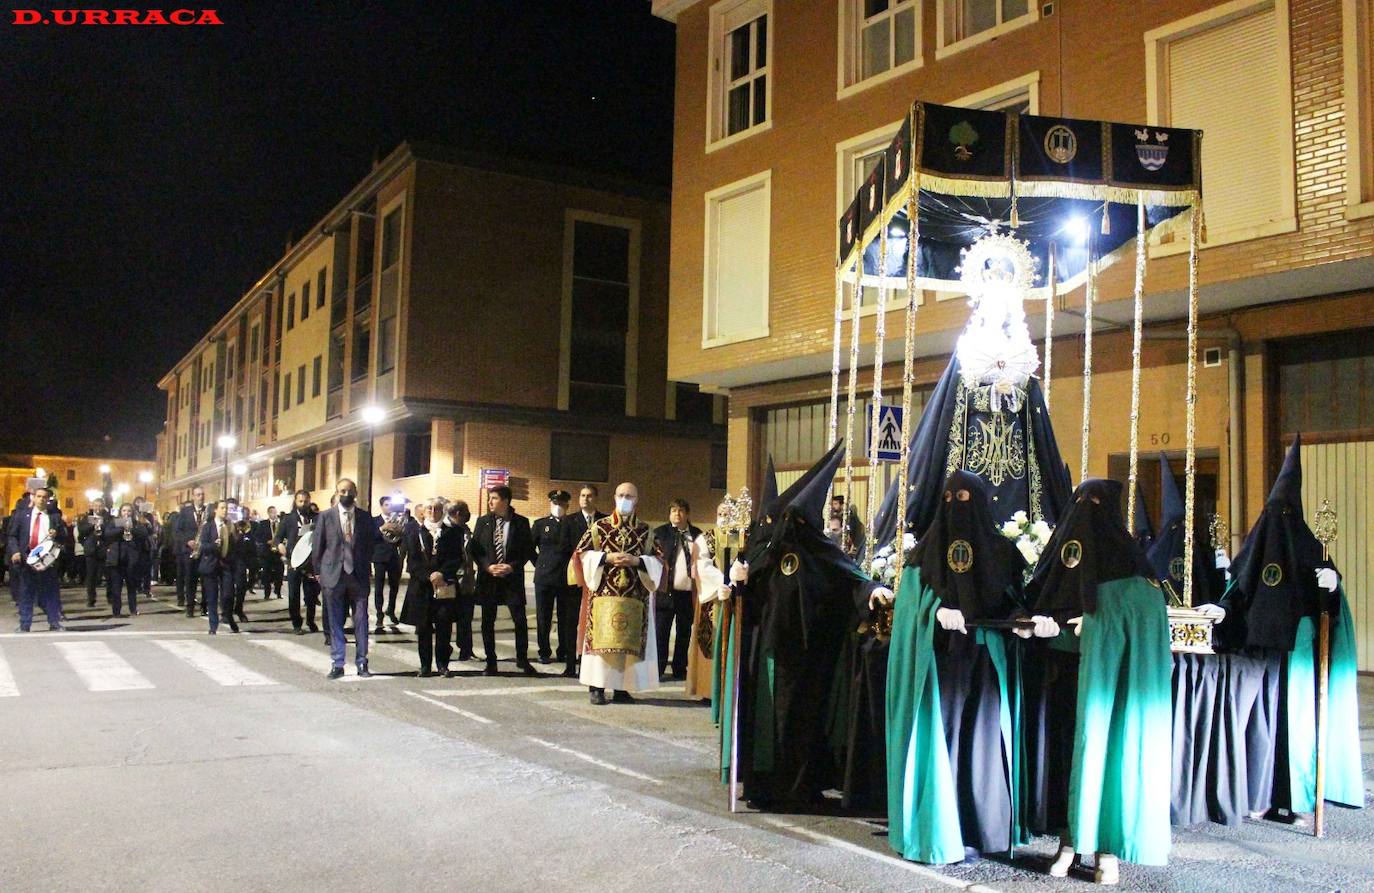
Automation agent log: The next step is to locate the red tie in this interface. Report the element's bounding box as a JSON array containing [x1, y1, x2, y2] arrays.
[[29, 512, 41, 550]]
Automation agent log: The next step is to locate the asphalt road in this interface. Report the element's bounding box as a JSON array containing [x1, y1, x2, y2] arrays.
[[2, 581, 1372, 893]]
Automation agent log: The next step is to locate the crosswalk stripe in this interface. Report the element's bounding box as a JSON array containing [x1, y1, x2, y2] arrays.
[[249, 639, 394, 682], [423, 683, 584, 697], [53, 641, 155, 692], [153, 639, 278, 687], [0, 646, 17, 697]]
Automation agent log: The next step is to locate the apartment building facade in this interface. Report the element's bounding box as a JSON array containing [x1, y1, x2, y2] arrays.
[[655, 0, 1374, 665], [156, 143, 726, 525]]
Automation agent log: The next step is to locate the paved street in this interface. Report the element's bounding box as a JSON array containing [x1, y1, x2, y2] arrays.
[[2, 582, 1372, 893]]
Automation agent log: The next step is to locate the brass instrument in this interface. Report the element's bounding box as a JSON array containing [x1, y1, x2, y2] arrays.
[[235, 519, 254, 536], [380, 510, 406, 544]]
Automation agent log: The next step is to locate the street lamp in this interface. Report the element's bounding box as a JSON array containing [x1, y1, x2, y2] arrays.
[[217, 434, 237, 502], [360, 404, 386, 509], [138, 470, 154, 500], [231, 463, 248, 502], [84, 488, 102, 504], [98, 464, 110, 475], [115, 483, 130, 506]]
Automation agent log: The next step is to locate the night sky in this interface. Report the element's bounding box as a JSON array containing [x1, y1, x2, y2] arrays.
[[1, 1, 676, 459]]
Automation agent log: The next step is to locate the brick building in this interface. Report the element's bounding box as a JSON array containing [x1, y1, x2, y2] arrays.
[[155, 143, 726, 526], [654, 0, 1374, 665]]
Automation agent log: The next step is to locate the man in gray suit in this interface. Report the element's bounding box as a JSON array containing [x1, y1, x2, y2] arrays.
[[311, 479, 378, 678]]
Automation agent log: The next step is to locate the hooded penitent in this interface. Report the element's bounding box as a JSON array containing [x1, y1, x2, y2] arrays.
[[1145, 453, 1218, 606], [727, 440, 878, 808], [1133, 484, 1154, 552]]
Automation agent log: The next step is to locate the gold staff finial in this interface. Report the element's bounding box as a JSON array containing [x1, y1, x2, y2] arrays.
[[1314, 498, 1338, 561], [1208, 513, 1228, 551]]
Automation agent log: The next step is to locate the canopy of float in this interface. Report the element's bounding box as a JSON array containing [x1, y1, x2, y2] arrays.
[[838, 101, 1203, 293]]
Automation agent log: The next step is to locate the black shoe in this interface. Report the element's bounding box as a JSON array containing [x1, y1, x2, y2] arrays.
[[86, 599, 96, 608], [200, 610, 207, 617], [437, 664, 450, 676], [294, 626, 305, 636], [419, 669, 434, 678], [129, 608, 138, 616], [228, 621, 240, 634], [457, 651, 474, 662], [374, 623, 385, 635], [185, 609, 195, 618], [483, 663, 499, 677], [560, 666, 577, 678], [589, 687, 607, 705], [537, 656, 551, 665], [386, 612, 399, 626], [208, 629, 217, 635], [356, 662, 372, 678], [517, 662, 540, 677], [327, 667, 344, 679], [612, 690, 634, 704], [176, 598, 185, 607], [308, 622, 319, 633], [14, 625, 29, 633], [237, 612, 249, 623]]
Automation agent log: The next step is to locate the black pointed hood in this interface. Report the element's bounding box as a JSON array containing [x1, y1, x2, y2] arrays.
[[1146, 454, 1216, 605], [759, 455, 779, 520], [1133, 484, 1154, 549], [1157, 452, 1184, 528], [779, 439, 846, 530], [1269, 434, 1303, 513]]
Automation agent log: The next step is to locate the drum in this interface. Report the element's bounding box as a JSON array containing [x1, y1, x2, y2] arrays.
[[290, 529, 314, 572], [26, 538, 60, 572]]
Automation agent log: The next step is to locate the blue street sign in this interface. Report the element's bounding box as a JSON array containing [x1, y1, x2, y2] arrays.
[[869, 405, 903, 462]]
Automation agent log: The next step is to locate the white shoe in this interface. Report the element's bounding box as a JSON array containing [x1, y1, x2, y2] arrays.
[[1094, 853, 1119, 885], [1049, 844, 1076, 878]]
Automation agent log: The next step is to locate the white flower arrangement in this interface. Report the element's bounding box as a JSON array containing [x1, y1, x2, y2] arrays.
[[868, 532, 917, 588], [1000, 510, 1052, 583]]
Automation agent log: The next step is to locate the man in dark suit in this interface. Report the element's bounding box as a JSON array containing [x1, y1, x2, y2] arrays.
[[173, 487, 210, 613], [532, 489, 577, 671], [311, 479, 378, 678], [558, 484, 607, 560], [652, 499, 703, 680], [467, 485, 536, 677], [197, 500, 240, 634], [103, 503, 151, 617], [255, 506, 284, 599], [6, 486, 66, 632], [76, 496, 111, 608], [371, 495, 404, 633], [274, 490, 321, 637]]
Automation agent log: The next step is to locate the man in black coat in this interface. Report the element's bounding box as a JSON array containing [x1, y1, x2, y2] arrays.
[[197, 500, 240, 634], [103, 503, 151, 617], [173, 487, 210, 613], [652, 498, 703, 680], [371, 495, 404, 633], [6, 486, 66, 631], [532, 489, 577, 670], [76, 496, 111, 608], [467, 485, 536, 677], [274, 489, 322, 638], [254, 506, 284, 599]]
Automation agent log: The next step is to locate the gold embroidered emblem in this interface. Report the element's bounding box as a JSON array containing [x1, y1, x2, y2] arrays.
[[1169, 556, 1186, 581], [947, 540, 973, 574], [1061, 540, 1083, 568], [964, 413, 1026, 487], [1262, 563, 1283, 587], [1044, 125, 1077, 164], [780, 552, 799, 576]]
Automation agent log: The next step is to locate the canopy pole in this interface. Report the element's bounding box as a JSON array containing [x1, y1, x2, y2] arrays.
[[1183, 202, 1201, 607], [864, 225, 890, 568], [894, 176, 920, 590], [1079, 236, 1097, 483], [828, 261, 844, 448], [841, 255, 863, 556], [1126, 196, 1147, 528], [1044, 243, 1056, 412]]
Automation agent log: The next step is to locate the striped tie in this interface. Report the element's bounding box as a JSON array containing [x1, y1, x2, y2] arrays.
[[494, 518, 505, 565]]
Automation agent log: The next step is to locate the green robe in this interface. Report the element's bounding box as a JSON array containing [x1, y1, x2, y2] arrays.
[[1068, 576, 1172, 865], [885, 568, 1023, 864], [1282, 585, 1364, 812]]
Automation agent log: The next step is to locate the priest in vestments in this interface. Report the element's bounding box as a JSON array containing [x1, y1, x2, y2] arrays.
[[881, 470, 1028, 865], [1028, 478, 1172, 884], [573, 482, 665, 706], [1216, 436, 1364, 820], [685, 529, 729, 701]]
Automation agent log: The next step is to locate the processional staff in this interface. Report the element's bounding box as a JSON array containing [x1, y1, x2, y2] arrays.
[[1312, 498, 1337, 839]]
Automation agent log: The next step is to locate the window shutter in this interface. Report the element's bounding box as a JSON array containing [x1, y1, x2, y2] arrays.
[[707, 179, 769, 342], [1166, 5, 1289, 240]]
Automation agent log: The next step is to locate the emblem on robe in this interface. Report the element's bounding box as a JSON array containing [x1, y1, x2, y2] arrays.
[[1262, 562, 1283, 587], [1060, 539, 1082, 568], [946, 540, 973, 573], [965, 413, 1026, 487], [1169, 556, 1186, 581], [949, 121, 978, 162], [1134, 128, 1169, 171], [1044, 125, 1077, 164], [780, 552, 799, 576]]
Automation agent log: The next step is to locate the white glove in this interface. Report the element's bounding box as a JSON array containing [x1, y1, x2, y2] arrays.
[[729, 559, 749, 583], [1214, 548, 1230, 570], [935, 606, 967, 634], [1316, 568, 1339, 592], [1196, 603, 1226, 622], [868, 587, 894, 610], [1067, 615, 1084, 637], [1032, 615, 1061, 638]]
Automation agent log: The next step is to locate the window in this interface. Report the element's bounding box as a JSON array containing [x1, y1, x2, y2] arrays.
[[316, 267, 327, 308], [707, 0, 771, 148], [840, 0, 920, 95], [65, 497, 74, 510], [296, 364, 306, 404], [378, 316, 398, 374], [1147, 1, 1296, 249], [65, 468, 75, 481], [1345, 0, 1374, 218], [286, 293, 296, 331], [248, 324, 260, 363], [550, 432, 609, 482], [352, 317, 371, 380], [300, 282, 310, 321], [282, 373, 291, 410], [703, 170, 770, 347], [937, 0, 1034, 57], [710, 442, 729, 490], [381, 207, 403, 270], [377, 204, 403, 381], [566, 217, 635, 415], [452, 422, 465, 474], [396, 430, 431, 478], [312, 355, 322, 397]]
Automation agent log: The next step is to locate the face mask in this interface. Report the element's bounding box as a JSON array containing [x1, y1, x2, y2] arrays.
[[615, 496, 636, 516], [339, 494, 356, 508], [550, 504, 564, 518]]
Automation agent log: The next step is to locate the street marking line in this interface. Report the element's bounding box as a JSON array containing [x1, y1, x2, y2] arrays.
[[422, 684, 585, 697], [52, 641, 155, 692], [362, 641, 422, 668], [0, 645, 17, 697], [404, 690, 494, 724], [524, 736, 664, 786], [153, 639, 278, 687], [761, 817, 1002, 892], [0, 630, 195, 639], [249, 639, 395, 682], [530, 698, 715, 755]]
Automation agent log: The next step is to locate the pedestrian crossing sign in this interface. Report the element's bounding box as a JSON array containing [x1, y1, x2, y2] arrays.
[[868, 405, 903, 462]]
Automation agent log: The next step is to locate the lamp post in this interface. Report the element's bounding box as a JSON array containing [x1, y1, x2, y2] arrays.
[[97, 463, 113, 505], [138, 470, 154, 501], [360, 404, 386, 510], [231, 463, 247, 502], [217, 434, 237, 502]]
